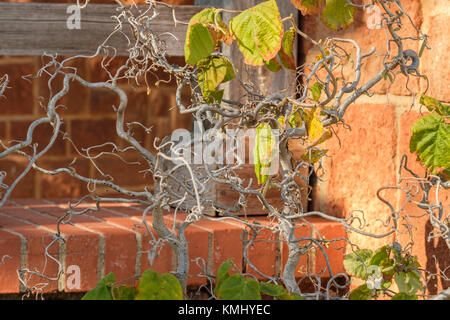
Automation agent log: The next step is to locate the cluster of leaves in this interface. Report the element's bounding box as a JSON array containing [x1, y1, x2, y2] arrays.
[[82, 269, 183, 300], [410, 94, 450, 178], [185, 0, 344, 185], [291, 0, 354, 30], [214, 259, 304, 300], [343, 243, 424, 300], [81, 259, 305, 300]]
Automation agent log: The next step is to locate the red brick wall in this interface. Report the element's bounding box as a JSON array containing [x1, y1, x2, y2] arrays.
[[303, 0, 449, 293], [0, 0, 194, 199]]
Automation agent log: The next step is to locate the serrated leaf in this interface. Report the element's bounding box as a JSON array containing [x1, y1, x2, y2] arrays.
[[136, 269, 183, 300], [409, 113, 450, 174], [218, 274, 261, 300], [321, 0, 355, 31], [259, 282, 287, 297], [185, 23, 216, 65], [197, 56, 236, 96], [291, 0, 325, 15], [304, 108, 324, 141], [229, 0, 284, 66], [81, 272, 116, 300], [184, 8, 232, 65], [310, 82, 323, 102], [254, 123, 276, 184], [278, 28, 296, 70], [349, 284, 372, 300], [264, 57, 282, 72], [343, 249, 373, 280]]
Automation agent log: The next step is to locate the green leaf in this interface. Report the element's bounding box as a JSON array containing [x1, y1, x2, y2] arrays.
[[215, 259, 233, 295], [185, 23, 216, 65], [264, 58, 282, 72], [81, 272, 116, 300], [229, 0, 284, 66], [394, 272, 423, 295], [420, 94, 450, 116], [288, 110, 303, 128], [218, 274, 261, 300], [259, 282, 287, 297], [391, 293, 418, 300], [409, 113, 450, 174], [349, 284, 372, 300], [321, 0, 355, 31], [369, 246, 389, 267], [197, 56, 236, 96], [254, 123, 276, 184], [310, 82, 323, 102], [291, 0, 325, 15], [343, 249, 373, 280], [112, 286, 138, 300], [278, 28, 296, 70], [136, 269, 183, 300]]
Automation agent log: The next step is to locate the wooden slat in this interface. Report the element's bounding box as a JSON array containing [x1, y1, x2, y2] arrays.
[[0, 3, 204, 56]]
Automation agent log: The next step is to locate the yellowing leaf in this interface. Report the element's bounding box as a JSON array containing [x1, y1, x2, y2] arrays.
[[264, 57, 282, 72], [301, 148, 328, 164], [254, 123, 276, 184], [197, 56, 236, 95], [321, 0, 355, 31], [278, 28, 296, 70], [184, 8, 233, 65], [229, 0, 284, 66], [304, 108, 324, 141]]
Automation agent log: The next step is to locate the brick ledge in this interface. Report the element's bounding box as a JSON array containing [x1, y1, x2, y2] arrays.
[[0, 199, 345, 294]]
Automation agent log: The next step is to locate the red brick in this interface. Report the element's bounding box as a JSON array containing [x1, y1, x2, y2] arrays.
[[89, 88, 120, 115], [0, 62, 34, 114], [309, 218, 346, 277], [322, 104, 397, 218], [9, 120, 66, 156], [420, 14, 450, 102], [50, 199, 174, 282], [280, 221, 312, 279], [0, 121, 6, 140], [36, 158, 90, 199], [0, 157, 35, 198], [3, 199, 100, 292], [192, 219, 245, 277], [303, 0, 422, 96], [92, 154, 151, 188], [70, 118, 117, 151], [244, 218, 278, 280], [0, 229, 22, 293], [165, 213, 210, 286], [0, 212, 60, 292], [46, 201, 139, 286], [37, 56, 89, 116]]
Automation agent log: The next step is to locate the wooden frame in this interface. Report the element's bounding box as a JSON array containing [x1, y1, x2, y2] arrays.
[[0, 3, 204, 56]]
